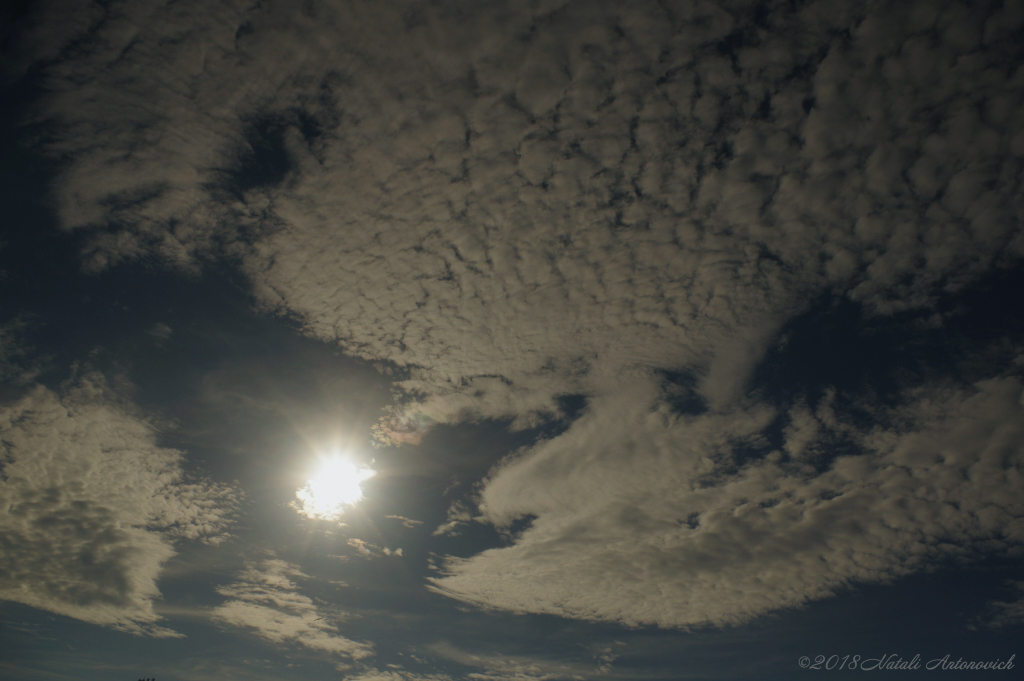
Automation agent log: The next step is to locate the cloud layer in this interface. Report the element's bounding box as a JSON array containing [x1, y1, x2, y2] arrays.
[[430, 375, 1024, 627], [11, 0, 1024, 633], [19, 0, 1024, 421], [0, 375, 239, 635]]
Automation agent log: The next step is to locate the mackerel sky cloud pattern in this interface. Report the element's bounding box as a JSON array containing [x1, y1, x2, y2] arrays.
[[2, 0, 1024, 678]]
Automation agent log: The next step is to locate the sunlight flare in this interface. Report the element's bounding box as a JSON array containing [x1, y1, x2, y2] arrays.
[[294, 456, 376, 520]]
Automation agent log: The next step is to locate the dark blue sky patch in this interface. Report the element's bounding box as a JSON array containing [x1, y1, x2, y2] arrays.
[[502, 513, 538, 540], [750, 295, 918, 406], [749, 265, 1024, 413], [658, 368, 710, 416], [729, 411, 786, 465], [554, 392, 588, 421], [219, 112, 323, 197]]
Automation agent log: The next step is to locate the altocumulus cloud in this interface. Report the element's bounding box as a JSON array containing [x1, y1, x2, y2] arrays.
[[16, 0, 1024, 417], [11, 0, 1024, 629], [0, 374, 239, 636]]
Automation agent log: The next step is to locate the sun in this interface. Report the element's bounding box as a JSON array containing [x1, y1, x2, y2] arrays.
[[294, 456, 376, 520]]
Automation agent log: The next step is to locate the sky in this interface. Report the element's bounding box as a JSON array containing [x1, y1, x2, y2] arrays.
[[1, 0, 1023, 679]]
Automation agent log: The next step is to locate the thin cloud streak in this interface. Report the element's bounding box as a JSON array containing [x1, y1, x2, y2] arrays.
[[211, 558, 374, 659]]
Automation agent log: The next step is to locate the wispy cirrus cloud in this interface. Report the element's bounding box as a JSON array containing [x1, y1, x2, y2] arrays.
[[385, 515, 424, 528], [426, 639, 615, 680], [342, 537, 404, 558], [211, 558, 373, 659]]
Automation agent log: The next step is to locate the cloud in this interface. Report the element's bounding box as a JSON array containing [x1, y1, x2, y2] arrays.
[[344, 672, 452, 681], [385, 515, 424, 528], [18, 0, 1024, 423], [211, 558, 373, 659], [429, 375, 1024, 628], [433, 501, 475, 537], [981, 581, 1024, 629], [347, 538, 377, 557], [427, 640, 607, 681], [13, 0, 1024, 632], [344, 537, 403, 559], [344, 653, 577, 681], [373, 412, 436, 447], [145, 322, 172, 341], [0, 374, 239, 635]]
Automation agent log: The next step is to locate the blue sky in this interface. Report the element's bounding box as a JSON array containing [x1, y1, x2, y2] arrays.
[[1, 1, 1023, 679]]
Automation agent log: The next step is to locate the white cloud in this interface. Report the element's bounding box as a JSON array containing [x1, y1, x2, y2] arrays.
[[433, 501, 474, 537], [0, 374, 239, 635], [19, 0, 1024, 424], [429, 376, 1024, 628], [385, 515, 424, 528], [14, 0, 1024, 632], [211, 558, 373, 658], [345, 537, 395, 559]]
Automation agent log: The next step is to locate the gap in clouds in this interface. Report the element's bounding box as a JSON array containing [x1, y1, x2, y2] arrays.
[[340, 407, 599, 577], [656, 369, 710, 417], [226, 115, 298, 196], [751, 262, 1024, 406], [218, 104, 334, 200]]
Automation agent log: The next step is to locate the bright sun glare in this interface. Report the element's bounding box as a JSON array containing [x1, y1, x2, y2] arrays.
[[294, 456, 376, 520]]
